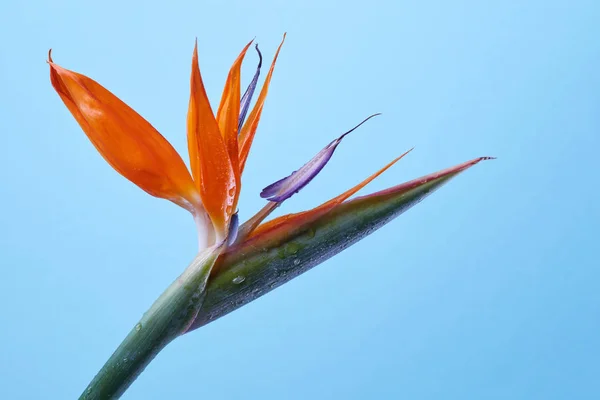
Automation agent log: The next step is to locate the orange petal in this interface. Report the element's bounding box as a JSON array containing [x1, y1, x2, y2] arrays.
[[48, 51, 199, 212], [187, 41, 236, 240], [215, 40, 253, 209], [238, 34, 286, 173], [249, 149, 413, 238]]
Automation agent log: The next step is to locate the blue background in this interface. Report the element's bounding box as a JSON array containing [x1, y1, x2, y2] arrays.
[[1, 0, 599, 398]]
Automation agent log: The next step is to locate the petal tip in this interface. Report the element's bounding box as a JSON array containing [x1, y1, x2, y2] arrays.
[[254, 43, 263, 67], [338, 113, 381, 141]]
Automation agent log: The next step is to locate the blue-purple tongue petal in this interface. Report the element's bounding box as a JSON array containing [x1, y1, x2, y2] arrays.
[[260, 114, 381, 203], [227, 212, 240, 246], [238, 44, 263, 132]]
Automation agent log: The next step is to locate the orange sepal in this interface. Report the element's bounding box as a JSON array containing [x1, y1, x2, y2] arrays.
[[187, 41, 236, 239], [48, 51, 199, 211], [249, 149, 413, 238], [238, 34, 286, 173], [215, 40, 253, 208]]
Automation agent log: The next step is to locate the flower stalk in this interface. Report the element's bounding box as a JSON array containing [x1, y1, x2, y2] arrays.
[[79, 246, 222, 399]]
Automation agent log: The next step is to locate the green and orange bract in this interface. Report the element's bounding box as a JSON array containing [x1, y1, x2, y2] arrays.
[[48, 34, 417, 250]]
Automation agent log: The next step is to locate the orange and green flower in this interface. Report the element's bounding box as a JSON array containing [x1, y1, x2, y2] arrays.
[[49, 35, 493, 399]]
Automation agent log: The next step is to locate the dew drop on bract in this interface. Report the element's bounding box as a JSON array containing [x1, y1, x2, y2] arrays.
[[232, 275, 245, 284], [135, 323, 142, 332]]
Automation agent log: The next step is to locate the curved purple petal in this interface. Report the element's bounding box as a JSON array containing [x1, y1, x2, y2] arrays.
[[238, 44, 263, 132], [260, 114, 380, 203]]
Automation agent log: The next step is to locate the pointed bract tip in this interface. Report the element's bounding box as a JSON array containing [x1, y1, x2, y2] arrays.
[[47, 49, 53, 63], [472, 156, 496, 165]]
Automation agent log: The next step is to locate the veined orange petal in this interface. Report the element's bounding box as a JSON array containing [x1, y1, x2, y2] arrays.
[[238, 34, 286, 173], [249, 149, 413, 238], [187, 41, 236, 240], [48, 51, 199, 212], [215, 40, 253, 209]]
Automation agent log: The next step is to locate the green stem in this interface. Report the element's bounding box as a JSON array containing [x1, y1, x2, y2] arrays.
[[79, 247, 221, 400]]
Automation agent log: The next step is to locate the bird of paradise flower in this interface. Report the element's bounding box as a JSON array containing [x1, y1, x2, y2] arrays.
[[49, 34, 493, 399]]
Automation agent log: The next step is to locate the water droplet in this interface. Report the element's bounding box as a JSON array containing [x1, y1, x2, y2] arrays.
[[232, 275, 245, 284], [123, 357, 129, 363], [306, 228, 316, 238], [135, 323, 142, 332], [293, 258, 300, 266]]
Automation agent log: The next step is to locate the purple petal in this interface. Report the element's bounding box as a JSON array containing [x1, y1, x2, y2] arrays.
[[260, 114, 381, 203], [238, 44, 262, 132], [227, 212, 240, 246]]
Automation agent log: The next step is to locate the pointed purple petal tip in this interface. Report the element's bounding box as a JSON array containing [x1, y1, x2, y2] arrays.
[[238, 44, 263, 131]]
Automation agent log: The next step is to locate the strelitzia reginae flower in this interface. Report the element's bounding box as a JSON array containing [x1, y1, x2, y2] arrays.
[[49, 35, 493, 399]]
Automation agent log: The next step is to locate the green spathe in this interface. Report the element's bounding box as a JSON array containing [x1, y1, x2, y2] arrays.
[[188, 157, 491, 331]]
